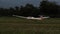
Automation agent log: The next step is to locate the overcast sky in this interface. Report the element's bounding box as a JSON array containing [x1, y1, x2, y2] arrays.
[[0, 0, 60, 8]]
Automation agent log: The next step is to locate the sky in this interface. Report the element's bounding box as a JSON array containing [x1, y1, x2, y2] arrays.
[[0, 0, 60, 8]]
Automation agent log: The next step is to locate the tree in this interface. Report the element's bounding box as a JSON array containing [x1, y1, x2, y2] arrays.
[[39, 0, 59, 18], [0, 8, 4, 16], [19, 5, 24, 16], [21, 4, 36, 17], [14, 6, 20, 15], [9, 7, 15, 16]]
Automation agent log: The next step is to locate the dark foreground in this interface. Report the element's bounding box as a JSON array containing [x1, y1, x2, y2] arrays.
[[0, 17, 60, 34]]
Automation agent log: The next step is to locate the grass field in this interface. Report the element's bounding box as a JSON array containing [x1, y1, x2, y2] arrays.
[[0, 16, 60, 34]]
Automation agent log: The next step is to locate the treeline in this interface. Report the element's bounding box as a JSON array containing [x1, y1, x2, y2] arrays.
[[0, 0, 60, 18]]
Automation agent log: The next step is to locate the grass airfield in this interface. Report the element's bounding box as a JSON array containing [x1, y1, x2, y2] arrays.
[[0, 17, 60, 34]]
